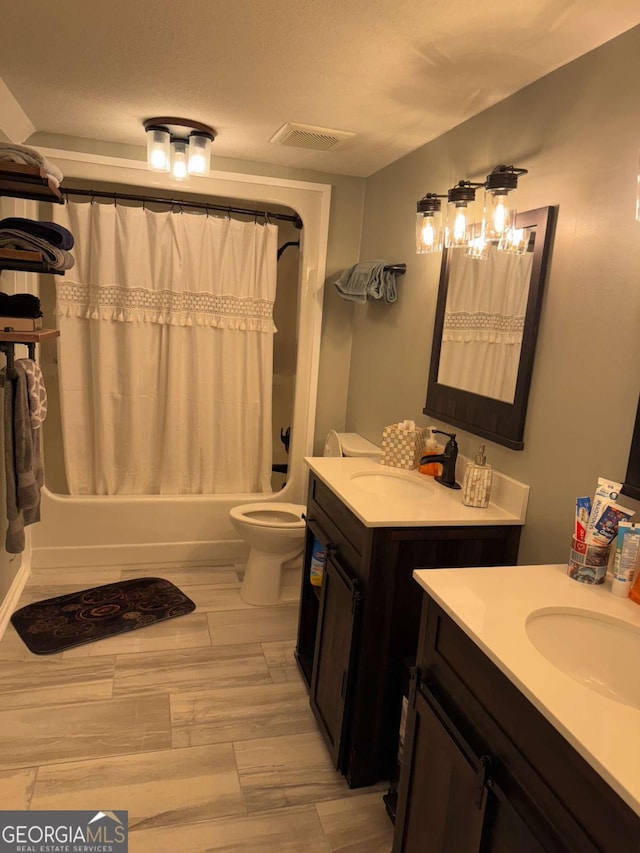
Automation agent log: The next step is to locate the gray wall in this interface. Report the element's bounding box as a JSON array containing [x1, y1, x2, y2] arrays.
[[346, 26, 640, 565]]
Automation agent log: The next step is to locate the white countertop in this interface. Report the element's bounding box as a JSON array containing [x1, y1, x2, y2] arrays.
[[413, 563, 640, 816], [304, 456, 528, 527]]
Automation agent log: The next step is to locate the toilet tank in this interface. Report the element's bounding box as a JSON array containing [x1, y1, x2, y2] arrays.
[[323, 431, 382, 458]]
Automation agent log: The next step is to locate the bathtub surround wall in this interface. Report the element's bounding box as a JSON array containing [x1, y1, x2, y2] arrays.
[[346, 24, 640, 565]]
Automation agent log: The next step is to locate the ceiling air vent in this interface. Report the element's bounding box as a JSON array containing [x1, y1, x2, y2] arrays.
[[270, 122, 354, 152]]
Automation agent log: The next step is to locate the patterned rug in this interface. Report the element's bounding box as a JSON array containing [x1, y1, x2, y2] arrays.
[[11, 577, 196, 655]]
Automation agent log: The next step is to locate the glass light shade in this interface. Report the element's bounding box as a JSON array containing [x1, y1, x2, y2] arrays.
[[171, 140, 189, 181], [465, 221, 490, 260], [416, 211, 443, 254], [483, 189, 515, 240], [445, 202, 474, 248], [498, 226, 530, 254], [188, 133, 212, 176], [147, 128, 170, 172]]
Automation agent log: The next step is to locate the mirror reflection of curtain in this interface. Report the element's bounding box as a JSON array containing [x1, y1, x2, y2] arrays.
[[437, 246, 534, 404], [51, 201, 277, 495]]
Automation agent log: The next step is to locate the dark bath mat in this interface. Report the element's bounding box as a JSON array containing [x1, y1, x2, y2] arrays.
[[11, 577, 196, 655]]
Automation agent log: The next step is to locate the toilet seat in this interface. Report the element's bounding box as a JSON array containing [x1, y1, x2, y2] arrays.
[[229, 502, 305, 528]]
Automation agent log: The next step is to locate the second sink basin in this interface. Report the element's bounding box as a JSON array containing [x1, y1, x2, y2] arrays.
[[350, 469, 435, 500], [525, 607, 640, 709]]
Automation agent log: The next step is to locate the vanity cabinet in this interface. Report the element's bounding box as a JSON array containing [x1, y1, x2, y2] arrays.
[[393, 594, 640, 851], [295, 472, 521, 788]]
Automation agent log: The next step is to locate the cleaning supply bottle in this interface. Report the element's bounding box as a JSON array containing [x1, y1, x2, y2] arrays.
[[419, 427, 442, 477], [462, 445, 493, 508]]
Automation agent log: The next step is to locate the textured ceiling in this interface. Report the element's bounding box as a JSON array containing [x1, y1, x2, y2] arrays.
[[1, 0, 640, 177]]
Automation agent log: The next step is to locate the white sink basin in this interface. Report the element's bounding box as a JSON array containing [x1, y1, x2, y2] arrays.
[[526, 607, 640, 709], [350, 469, 435, 501]]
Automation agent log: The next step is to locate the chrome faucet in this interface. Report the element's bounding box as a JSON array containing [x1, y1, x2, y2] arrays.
[[420, 430, 461, 490]]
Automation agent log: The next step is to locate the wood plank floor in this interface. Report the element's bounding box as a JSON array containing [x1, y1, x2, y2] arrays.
[[0, 561, 394, 852]]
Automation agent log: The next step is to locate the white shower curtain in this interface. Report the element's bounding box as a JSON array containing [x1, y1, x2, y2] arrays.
[[51, 201, 277, 495]]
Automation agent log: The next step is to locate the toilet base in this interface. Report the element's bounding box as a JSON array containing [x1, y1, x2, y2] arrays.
[[240, 546, 303, 606]]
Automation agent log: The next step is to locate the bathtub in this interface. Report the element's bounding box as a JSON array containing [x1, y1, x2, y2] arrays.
[[30, 150, 331, 570]]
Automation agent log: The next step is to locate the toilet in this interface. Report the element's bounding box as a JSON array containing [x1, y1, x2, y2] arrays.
[[323, 430, 382, 459], [230, 503, 306, 605], [230, 432, 381, 606]]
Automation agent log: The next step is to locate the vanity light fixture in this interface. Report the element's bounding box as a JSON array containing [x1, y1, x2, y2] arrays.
[[144, 118, 216, 180], [416, 193, 446, 253], [415, 163, 529, 258]]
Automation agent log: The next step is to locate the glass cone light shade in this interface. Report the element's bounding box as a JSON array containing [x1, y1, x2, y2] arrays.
[[147, 127, 170, 172], [188, 132, 212, 176], [171, 139, 189, 181], [416, 194, 444, 253]]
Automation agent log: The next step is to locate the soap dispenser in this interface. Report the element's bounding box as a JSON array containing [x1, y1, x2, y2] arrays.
[[462, 445, 493, 508], [419, 427, 442, 477]]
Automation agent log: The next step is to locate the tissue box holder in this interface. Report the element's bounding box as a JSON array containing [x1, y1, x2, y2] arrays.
[[380, 425, 429, 469]]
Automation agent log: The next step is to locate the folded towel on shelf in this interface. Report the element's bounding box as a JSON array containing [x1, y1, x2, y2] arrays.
[[3, 361, 43, 554], [16, 359, 47, 429], [334, 260, 398, 304], [0, 218, 74, 250], [0, 292, 42, 319], [0, 230, 74, 270], [0, 142, 64, 186]]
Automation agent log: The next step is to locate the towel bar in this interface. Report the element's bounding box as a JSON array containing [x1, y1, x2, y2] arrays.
[[384, 263, 406, 275]]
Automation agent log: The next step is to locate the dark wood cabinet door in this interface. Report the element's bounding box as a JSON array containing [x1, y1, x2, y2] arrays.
[[309, 552, 361, 770], [481, 781, 547, 853], [394, 679, 488, 853]]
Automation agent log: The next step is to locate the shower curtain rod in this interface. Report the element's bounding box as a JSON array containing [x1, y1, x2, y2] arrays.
[[61, 187, 304, 228]]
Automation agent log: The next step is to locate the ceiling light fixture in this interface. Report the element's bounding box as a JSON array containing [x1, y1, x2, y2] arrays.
[[415, 164, 528, 259], [144, 118, 216, 180]]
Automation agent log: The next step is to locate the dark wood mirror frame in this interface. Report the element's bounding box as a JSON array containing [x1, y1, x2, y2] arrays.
[[622, 395, 640, 501], [424, 205, 557, 450]]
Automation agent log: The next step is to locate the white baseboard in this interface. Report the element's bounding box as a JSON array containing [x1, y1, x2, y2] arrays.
[[32, 539, 249, 569], [0, 556, 31, 642]]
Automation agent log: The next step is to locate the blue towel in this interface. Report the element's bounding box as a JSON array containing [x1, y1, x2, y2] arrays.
[[0, 217, 74, 250], [334, 260, 398, 304]]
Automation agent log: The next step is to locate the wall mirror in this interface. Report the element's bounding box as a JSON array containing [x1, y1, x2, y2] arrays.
[[424, 205, 557, 449], [622, 394, 640, 501]]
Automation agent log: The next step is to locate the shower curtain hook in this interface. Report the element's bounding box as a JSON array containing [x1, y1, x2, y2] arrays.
[[264, 211, 271, 225], [227, 206, 232, 221]]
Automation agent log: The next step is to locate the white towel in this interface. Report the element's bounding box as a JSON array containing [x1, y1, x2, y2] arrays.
[[16, 358, 47, 428], [0, 142, 64, 184]]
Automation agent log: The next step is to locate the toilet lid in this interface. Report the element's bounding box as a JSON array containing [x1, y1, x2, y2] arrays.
[[323, 430, 343, 457]]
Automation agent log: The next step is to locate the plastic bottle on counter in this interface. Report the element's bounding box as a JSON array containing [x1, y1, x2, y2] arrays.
[[419, 427, 442, 477]]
